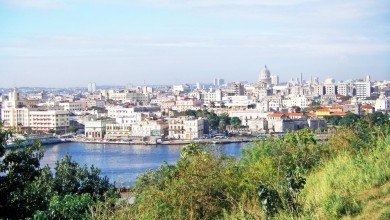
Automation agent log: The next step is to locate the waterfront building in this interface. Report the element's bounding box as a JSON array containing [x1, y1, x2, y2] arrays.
[[85, 118, 116, 139], [29, 110, 69, 133], [183, 117, 204, 140], [130, 120, 167, 141], [168, 116, 205, 140], [105, 123, 132, 140]]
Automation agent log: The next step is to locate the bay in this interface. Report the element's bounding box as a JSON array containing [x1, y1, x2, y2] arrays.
[[40, 142, 250, 187]]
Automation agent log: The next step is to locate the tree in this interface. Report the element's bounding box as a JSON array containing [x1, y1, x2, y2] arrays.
[[220, 101, 226, 108], [210, 101, 216, 108], [230, 117, 242, 128], [67, 125, 77, 133], [0, 125, 118, 219], [339, 114, 360, 127], [0, 142, 46, 219]]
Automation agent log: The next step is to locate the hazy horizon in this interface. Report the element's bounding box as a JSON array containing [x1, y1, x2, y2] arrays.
[[1, 0, 389, 88]]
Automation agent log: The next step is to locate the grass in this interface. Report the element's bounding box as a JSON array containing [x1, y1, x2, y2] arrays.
[[300, 136, 390, 219]]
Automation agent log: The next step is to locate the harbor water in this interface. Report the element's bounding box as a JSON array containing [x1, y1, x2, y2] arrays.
[[40, 142, 251, 187]]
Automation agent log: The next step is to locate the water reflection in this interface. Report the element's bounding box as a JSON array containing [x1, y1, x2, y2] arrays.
[[40, 142, 248, 186]]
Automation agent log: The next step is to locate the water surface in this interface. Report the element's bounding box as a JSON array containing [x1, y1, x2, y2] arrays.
[[40, 142, 249, 186]]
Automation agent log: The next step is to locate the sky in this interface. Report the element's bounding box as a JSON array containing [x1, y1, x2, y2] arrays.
[[0, 0, 389, 88]]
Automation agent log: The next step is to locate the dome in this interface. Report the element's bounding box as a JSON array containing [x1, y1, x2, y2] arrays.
[[324, 78, 335, 84], [258, 65, 272, 85]]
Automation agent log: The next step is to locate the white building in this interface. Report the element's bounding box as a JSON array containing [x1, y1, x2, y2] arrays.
[[29, 110, 69, 133], [355, 80, 371, 99], [88, 82, 96, 93], [105, 124, 132, 140], [168, 116, 205, 140], [271, 74, 279, 85], [59, 102, 83, 112], [131, 120, 166, 139], [375, 95, 390, 110], [85, 118, 116, 139]]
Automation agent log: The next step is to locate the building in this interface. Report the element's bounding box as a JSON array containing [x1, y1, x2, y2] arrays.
[[214, 78, 225, 87], [105, 123, 132, 140], [29, 110, 70, 133], [85, 118, 116, 139], [173, 98, 203, 112], [130, 120, 166, 140], [337, 83, 351, 96], [258, 65, 272, 86], [88, 82, 96, 93], [324, 78, 337, 95], [375, 95, 390, 111], [355, 80, 371, 99], [59, 102, 84, 112], [168, 116, 205, 140], [271, 74, 279, 85]]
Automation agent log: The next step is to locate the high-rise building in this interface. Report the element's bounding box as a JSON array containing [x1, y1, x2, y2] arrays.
[[88, 82, 96, 93], [355, 80, 371, 99], [213, 78, 224, 87]]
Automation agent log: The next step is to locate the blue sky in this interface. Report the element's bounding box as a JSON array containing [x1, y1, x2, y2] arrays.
[[0, 0, 389, 87]]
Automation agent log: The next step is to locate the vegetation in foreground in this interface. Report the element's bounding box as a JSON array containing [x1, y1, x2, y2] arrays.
[[0, 125, 119, 219], [96, 112, 389, 220], [0, 112, 389, 219]]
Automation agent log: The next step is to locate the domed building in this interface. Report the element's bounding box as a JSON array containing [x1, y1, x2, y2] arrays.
[[258, 65, 272, 86]]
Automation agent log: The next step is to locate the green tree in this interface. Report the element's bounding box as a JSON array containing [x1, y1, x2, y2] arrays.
[[230, 117, 242, 128], [0, 142, 46, 219], [339, 114, 360, 127], [34, 193, 94, 220]]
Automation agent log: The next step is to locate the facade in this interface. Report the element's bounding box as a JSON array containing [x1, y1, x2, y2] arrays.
[[85, 118, 116, 139], [1, 107, 30, 128], [355, 81, 371, 99], [375, 95, 390, 110], [271, 74, 279, 85], [168, 116, 205, 140], [29, 110, 70, 133], [59, 102, 83, 112], [130, 120, 166, 140], [105, 123, 132, 140], [173, 98, 203, 112], [183, 117, 204, 140], [88, 82, 96, 93]]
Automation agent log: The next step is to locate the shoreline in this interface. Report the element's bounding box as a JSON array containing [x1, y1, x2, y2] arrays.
[[65, 137, 258, 146]]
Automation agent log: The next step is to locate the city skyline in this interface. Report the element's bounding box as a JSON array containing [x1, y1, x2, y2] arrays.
[[0, 0, 389, 88]]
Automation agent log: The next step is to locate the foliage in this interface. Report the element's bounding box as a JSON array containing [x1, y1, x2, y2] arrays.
[[130, 143, 240, 219], [0, 125, 118, 219], [339, 113, 360, 127], [33, 193, 94, 220], [230, 117, 242, 128], [257, 183, 282, 218], [324, 115, 342, 126]]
